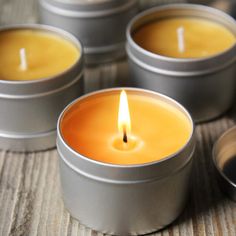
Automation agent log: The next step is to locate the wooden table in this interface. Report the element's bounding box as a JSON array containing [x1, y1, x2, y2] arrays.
[[0, 0, 236, 235]]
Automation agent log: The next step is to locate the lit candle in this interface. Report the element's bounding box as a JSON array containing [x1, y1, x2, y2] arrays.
[[0, 29, 80, 81], [57, 88, 195, 235], [133, 17, 236, 58], [60, 89, 192, 165]]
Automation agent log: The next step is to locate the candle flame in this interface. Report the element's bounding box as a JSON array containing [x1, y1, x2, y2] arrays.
[[118, 90, 131, 143]]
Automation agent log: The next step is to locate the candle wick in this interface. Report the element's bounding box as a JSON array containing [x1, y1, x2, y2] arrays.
[[177, 26, 185, 53], [123, 127, 128, 143], [19, 48, 28, 71]]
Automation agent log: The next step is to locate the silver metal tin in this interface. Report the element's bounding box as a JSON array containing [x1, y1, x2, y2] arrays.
[[57, 88, 195, 235], [213, 126, 236, 201], [39, 0, 138, 65], [139, 0, 186, 11], [126, 4, 236, 122], [0, 24, 84, 152]]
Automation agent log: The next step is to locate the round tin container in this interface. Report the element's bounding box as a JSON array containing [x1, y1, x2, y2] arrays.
[[57, 88, 195, 235], [213, 126, 236, 201], [39, 0, 138, 65], [126, 4, 236, 122], [0, 24, 84, 152]]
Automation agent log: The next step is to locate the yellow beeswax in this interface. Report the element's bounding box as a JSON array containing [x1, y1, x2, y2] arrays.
[[0, 29, 80, 81], [133, 17, 236, 58], [61, 90, 192, 165]]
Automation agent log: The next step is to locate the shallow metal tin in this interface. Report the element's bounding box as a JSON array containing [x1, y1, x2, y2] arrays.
[[213, 126, 236, 201], [39, 0, 138, 65], [0, 24, 84, 152], [126, 4, 236, 122], [57, 88, 195, 235]]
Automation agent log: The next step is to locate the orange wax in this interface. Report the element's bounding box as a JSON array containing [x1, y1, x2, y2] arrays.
[[133, 17, 236, 58], [0, 29, 79, 81], [60, 90, 192, 165]]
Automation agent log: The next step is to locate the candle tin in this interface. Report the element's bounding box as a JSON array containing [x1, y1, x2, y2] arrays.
[[126, 4, 236, 122], [57, 88, 195, 235], [0, 24, 84, 152], [39, 0, 138, 65], [213, 126, 236, 201]]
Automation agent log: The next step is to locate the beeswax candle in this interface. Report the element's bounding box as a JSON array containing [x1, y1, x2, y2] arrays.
[[133, 17, 236, 58], [0, 29, 79, 81], [60, 89, 192, 165]]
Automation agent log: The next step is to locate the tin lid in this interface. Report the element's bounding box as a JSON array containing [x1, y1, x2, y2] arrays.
[[213, 126, 236, 201], [41, 0, 137, 15]]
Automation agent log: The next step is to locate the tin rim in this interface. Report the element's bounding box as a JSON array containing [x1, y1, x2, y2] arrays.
[[40, 0, 137, 17], [0, 24, 83, 85], [52, 0, 112, 5], [57, 87, 195, 169], [212, 126, 236, 188], [126, 4, 236, 75], [0, 129, 56, 152]]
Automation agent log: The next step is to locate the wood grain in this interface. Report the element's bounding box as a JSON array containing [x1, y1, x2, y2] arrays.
[[0, 0, 236, 235]]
